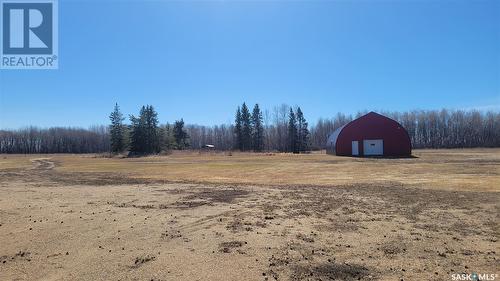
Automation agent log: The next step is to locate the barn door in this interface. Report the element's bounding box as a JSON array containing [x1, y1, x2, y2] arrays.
[[363, 139, 383, 156], [351, 141, 359, 156]]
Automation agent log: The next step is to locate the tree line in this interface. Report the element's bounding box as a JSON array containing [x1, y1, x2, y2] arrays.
[[309, 109, 500, 149], [232, 103, 309, 153], [109, 104, 189, 154], [0, 126, 109, 154], [0, 105, 499, 154]]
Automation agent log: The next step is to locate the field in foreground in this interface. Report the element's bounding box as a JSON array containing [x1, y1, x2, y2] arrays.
[[0, 149, 499, 280]]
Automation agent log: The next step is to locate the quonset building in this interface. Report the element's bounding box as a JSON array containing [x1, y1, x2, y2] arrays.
[[326, 112, 412, 157]]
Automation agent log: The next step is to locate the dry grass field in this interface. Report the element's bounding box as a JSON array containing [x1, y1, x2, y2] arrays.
[[0, 149, 499, 281]]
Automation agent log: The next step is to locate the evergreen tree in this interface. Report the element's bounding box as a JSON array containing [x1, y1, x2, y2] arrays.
[[109, 103, 125, 153], [129, 105, 160, 154], [251, 104, 264, 152], [296, 107, 310, 152], [173, 119, 189, 149], [160, 123, 176, 151], [129, 111, 144, 154], [234, 106, 242, 150], [241, 103, 252, 151], [144, 105, 160, 153], [288, 107, 298, 153]]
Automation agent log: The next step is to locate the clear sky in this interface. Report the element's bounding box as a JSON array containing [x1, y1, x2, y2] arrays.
[[1, 0, 499, 129]]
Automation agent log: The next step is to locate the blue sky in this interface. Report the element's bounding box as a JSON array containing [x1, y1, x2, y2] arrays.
[[0, 0, 499, 129]]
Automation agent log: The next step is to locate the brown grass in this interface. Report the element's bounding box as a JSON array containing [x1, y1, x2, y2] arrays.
[[0, 149, 499, 281], [2, 148, 499, 191]]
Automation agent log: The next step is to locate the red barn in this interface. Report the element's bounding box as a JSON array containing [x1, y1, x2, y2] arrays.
[[326, 112, 412, 157]]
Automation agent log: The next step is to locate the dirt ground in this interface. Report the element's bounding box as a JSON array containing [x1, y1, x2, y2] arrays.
[[0, 149, 499, 281]]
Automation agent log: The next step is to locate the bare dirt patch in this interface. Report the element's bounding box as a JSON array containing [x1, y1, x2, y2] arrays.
[[219, 241, 245, 253], [183, 188, 250, 204], [0, 150, 498, 280]]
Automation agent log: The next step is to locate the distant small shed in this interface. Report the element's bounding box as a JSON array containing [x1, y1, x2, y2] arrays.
[[326, 112, 411, 157]]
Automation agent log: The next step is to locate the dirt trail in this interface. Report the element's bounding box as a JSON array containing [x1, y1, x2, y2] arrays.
[[30, 158, 55, 170]]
